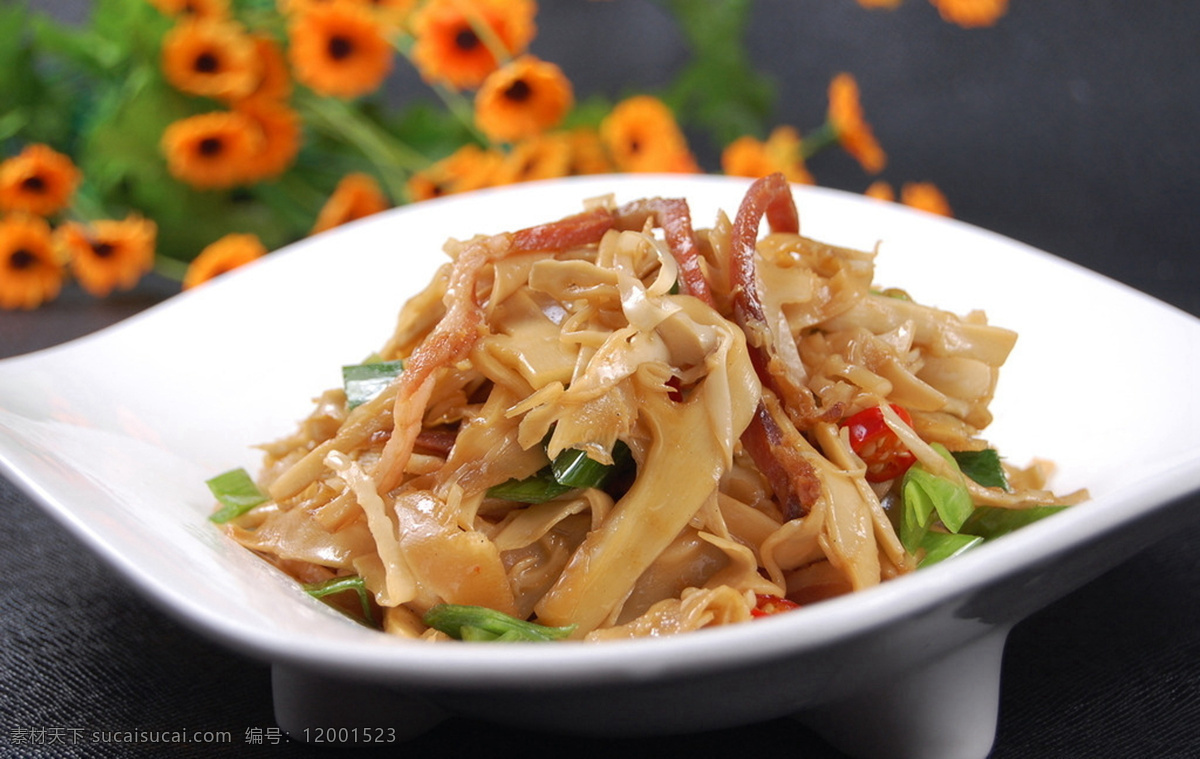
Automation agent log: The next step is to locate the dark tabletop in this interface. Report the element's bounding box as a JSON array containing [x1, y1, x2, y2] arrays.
[[3, 2, 1199, 757]]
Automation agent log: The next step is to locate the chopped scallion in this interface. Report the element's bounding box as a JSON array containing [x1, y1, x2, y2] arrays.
[[951, 448, 1008, 490], [302, 574, 376, 627], [486, 468, 574, 504], [900, 444, 974, 552], [423, 603, 576, 642], [960, 504, 1067, 540], [487, 439, 634, 503], [342, 359, 404, 410], [206, 467, 268, 523], [917, 531, 984, 567], [551, 440, 632, 489]]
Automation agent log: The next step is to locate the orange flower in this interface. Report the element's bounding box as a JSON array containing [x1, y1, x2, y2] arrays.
[[235, 100, 303, 182], [828, 73, 887, 174], [563, 127, 613, 175], [929, 0, 1008, 28], [240, 35, 293, 103], [161, 110, 263, 189], [861, 180, 953, 216], [410, 0, 537, 90], [0, 214, 64, 309], [406, 143, 504, 201], [721, 126, 814, 184], [599, 95, 700, 174], [474, 55, 573, 144], [311, 172, 391, 234], [56, 215, 157, 297], [495, 133, 572, 185], [288, 3, 394, 100], [145, 0, 230, 20], [183, 233, 267, 289], [161, 17, 261, 101], [0, 144, 81, 217], [864, 180, 895, 202], [900, 182, 953, 216]]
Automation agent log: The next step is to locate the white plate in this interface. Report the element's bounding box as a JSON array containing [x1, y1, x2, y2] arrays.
[[3, 175, 1200, 759]]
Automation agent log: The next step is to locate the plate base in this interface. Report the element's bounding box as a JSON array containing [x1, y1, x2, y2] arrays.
[[796, 624, 1011, 759]]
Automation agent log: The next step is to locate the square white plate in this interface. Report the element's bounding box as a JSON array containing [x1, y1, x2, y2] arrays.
[[3, 175, 1199, 759]]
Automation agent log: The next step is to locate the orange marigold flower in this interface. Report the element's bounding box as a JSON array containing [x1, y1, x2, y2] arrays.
[[0, 214, 63, 309], [239, 35, 293, 103], [721, 126, 814, 184], [864, 180, 895, 202], [600, 95, 700, 174], [901, 182, 953, 216], [161, 17, 261, 101], [828, 72, 887, 174], [235, 100, 303, 182], [410, 0, 537, 90], [288, 3, 394, 100], [183, 232, 267, 289], [406, 143, 504, 201], [311, 172, 391, 234], [161, 110, 263, 189], [563, 128, 613, 175], [146, 0, 230, 20], [0, 144, 81, 217], [929, 0, 1008, 28], [474, 55, 573, 144], [56, 215, 157, 298], [494, 133, 572, 185]]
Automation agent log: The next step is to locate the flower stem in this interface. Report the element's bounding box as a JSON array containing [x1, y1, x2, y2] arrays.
[[391, 36, 489, 146], [801, 120, 839, 159], [153, 254, 189, 282], [294, 90, 426, 203]]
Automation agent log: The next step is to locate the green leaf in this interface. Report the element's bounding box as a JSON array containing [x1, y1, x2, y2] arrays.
[[342, 359, 404, 410], [960, 505, 1067, 541], [206, 467, 268, 523], [900, 444, 975, 552], [30, 13, 125, 74], [386, 99, 479, 158], [917, 531, 984, 568], [0, 7, 79, 150], [659, 0, 776, 148], [423, 604, 576, 642], [952, 449, 1008, 490]]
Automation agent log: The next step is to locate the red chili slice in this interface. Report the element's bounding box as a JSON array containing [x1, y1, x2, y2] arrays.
[[750, 594, 802, 618], [842, 404, 917, 482]]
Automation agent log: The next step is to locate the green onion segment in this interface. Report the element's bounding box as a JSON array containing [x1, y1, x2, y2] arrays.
[[488, 440, 633, 503], [900, 443, 1066, 567], [951, 448, 1008, 489], [302, 575, 377, 627], [206, 467, 268, 523], [423, 604, 576, 642], [342, 359, 404, 409]]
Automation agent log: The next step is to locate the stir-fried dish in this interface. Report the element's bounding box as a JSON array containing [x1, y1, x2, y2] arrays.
[[208, 174, 1086, 641]]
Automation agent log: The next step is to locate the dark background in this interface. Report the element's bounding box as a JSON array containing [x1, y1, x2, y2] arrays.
[[2, 2, 1199, 757]]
